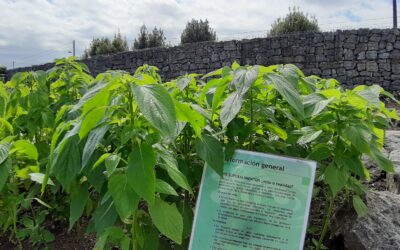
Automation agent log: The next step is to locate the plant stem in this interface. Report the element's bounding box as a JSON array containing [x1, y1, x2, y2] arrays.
[[317, 197, 335, 250]]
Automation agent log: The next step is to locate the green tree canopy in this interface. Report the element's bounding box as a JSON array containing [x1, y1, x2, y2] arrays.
[[269, 7, 319, 36], [84, 31, 129, 58], [180, 19, 216, 44], [133, 25, 166, 50]]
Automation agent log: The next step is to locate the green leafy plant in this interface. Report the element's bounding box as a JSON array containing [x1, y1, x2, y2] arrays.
[[1, 57, 398, 249], [0, 58, 92, 247], [16, 210, 55, 249]]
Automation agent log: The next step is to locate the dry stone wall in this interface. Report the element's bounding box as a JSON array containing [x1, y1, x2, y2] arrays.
[[6, 28, 400, 93]]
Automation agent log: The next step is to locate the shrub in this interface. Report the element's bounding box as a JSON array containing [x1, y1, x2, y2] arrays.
[[270, 7, 319, 36], [180, 19, 216, 44]]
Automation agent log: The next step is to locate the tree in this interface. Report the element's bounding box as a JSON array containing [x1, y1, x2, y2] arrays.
[[133, 25, 149, 49], [112, 31, 129, 53], [180, 19, 216, 44], [148, 27, 166, 48], [269, 7, 319, 36], [133, 25, 166, 49], [84, 31, 129, 58]]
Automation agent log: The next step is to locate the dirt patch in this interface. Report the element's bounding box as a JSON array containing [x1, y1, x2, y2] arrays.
[[0, 219, 96, 250]]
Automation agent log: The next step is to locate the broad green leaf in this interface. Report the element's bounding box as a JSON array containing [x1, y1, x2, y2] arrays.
[[369, 145, 394, 172], [373, 127, 384, 149], [342, 125, 371, 154], [176, 75, 195, 91], [200, 78, 221, 104], [336, 156, 370, 181], [278, 64, 303, 89], [0, 158, 11, 191], [353, 195, 368, 217], [381, 90, 400, 105], [55, 105, 71, 124], [220, 91, 245, 128], [174, 101, 206, 138], [156, 179, 178, 196], [70, 79, 110, 113], [303, 94, 333, 118], [264, 123, 287, 140], [0, 143, 9, 164], [307, 144, 331, 161], [29, 173, 55, 186], [0, 118, 13, 134], [93, 199, 118, 234], [231, 66, 258, 92], [42, 121, 74, 194], [127, 143, 156, 204], [178, 201, 194, 240], [297, 128, 322, 145], [319, 88, 341, 99], [92, 153, 111, 170], [131, 84, 176, 138], [108, 173, 140, 220], [355, 85, 382, 107], [69, 182, 89, 230], [156, 146, 192, 193], [324, 164, 349, 196], [220, 67, 258, 127], [79, 107, 107, 139], [105, 154, 121, 177], [82, 125, 109, 168], [134, 217, 160, 250], [149, 197, 183, 244], [267, 74, 304, 117], [195, 135, 224, 176], [211, 80, 229, 118], [52, 135, 81, 189], [12, 140, 38, 161], [346, 91, 368, 109]]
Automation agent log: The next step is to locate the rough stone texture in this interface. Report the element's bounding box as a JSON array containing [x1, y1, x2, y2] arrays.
[[385, 130, 400, 152], [387, 163, 400, 194], [6, 28, 400, 93], [331, 191, 400, 250], [387, 132, 400, 194]]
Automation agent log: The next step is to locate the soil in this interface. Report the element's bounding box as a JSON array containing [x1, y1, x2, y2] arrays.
[[0, 219, 96, 250]]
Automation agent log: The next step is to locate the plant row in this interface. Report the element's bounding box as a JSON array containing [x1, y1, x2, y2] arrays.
[[0, 57, 398, 249]]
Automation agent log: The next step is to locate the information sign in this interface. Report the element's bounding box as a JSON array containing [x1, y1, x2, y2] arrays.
[[189, 149, 316, 250]]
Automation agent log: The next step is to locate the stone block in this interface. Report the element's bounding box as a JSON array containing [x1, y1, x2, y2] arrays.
[[366, 51, 377, 60]]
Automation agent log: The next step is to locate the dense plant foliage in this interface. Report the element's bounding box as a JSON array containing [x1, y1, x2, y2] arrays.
[[180, 19, 216, 44], [133, 25, 166, 50], [270, 7, 319, 36], [0, 58, 398, 249], [84, 32, 129, 59]]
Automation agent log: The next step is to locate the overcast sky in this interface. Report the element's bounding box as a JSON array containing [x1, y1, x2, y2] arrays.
[[0, 0, 396, 68]]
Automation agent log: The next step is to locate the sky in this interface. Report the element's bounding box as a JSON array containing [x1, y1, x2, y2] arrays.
[[0, 0, 396, 68]]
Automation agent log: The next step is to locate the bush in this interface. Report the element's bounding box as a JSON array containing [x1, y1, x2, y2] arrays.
[[270, 7, 319, 36], [180, 19, 216, 44]]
